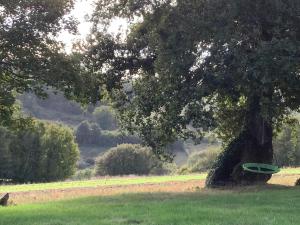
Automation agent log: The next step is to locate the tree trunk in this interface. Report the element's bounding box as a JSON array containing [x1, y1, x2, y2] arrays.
[[206, 98, 273, 187], [0, 193, 9, 206]]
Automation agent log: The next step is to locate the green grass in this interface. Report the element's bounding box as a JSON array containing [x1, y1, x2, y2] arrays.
[[0, 174, 206, 193], [0, 187, 300, 225], [1, 167, 299, 194], [278, 167, 300, 175]]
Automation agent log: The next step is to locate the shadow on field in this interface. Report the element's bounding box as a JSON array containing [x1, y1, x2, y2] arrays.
[[1, 186, 299, 225]]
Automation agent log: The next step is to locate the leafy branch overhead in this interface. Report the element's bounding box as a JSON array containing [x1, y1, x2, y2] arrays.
[[85, 0, 300, 185], [0, 0, 100, 127], [86, 0, 300, 147]]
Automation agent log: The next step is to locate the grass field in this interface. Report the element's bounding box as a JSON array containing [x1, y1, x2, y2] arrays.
[[0, 167, 299, 194], [278, 167, 300, 175], [0, 187, 300, 225], [0, 168, 299, 225], [0, 174, 206, 193]]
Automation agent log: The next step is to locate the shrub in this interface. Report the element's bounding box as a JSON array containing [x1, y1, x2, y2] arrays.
[[0, 121, 79, 183], [0, 127, 14, 180], [97, 130, 140, 147], [76, 121, 102, 145], [39, 123, 79, 182], [273, 122, 300, 167], [96, 144, 168, 176], [72, 169, 94, 180], [93, 106, 118, 130], [182, 146, 222, 173]]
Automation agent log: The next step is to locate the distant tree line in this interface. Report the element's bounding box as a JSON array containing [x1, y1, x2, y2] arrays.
[[75, 121, 140, 147]]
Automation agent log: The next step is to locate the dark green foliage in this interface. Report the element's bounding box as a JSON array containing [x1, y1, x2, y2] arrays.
[[87, 0, 300, 149], [76, 120, 140, 147], [273, 122, 300, 167], [0, 0, 100, 127], [76, 121, 102, 146], [182, 147, 222, 173], [0, 127, 14, 180], [72, 168, 94, 180], [40, 123, 79, 181], [12, 123, 47, 182], [0, 121, 79, 183], [86, 0, 300, 185], [93, 106, 118, 130], [96, 144, 168, 176]]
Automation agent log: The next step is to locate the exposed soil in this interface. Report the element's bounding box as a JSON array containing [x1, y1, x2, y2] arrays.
[[3, 174, 299, 205], [8, 180, 205, 205]]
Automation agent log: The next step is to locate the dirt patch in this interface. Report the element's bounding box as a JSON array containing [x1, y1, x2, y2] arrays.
[[6, 174, 300, 205], [9, 180, 205, 205], [268, 174, 300, 186]]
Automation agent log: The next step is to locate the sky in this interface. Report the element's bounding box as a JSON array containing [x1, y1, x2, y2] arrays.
[[58, 0, 128, 53], [58, 0, 94, 52]]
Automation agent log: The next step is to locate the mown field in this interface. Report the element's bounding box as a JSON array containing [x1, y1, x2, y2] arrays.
[[0, 187, 300, 225], [0, 167, 299, 193], [0, 174, 206, 193], [0, 168, 299, 225]]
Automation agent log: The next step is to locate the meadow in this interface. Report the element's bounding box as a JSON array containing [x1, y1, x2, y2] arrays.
[[0, 174, 206, 193], [0, 187, 300, 225], [0, 168, 298, 194], [0, 168, 299, 225]]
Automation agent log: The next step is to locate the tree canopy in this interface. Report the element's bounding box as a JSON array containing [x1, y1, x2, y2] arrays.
[[86, 0, 300, 147], [0, 121, 79, 183], [0, 0, 99, 127], [85, 0, 300, 185]]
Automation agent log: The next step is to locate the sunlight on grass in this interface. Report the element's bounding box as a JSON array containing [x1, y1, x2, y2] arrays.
[[0, 167, 299, 194], [279, 167, 300, 175], [0, 174, 206, 193]]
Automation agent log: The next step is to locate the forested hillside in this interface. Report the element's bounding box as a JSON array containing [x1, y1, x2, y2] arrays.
[[19, 91, 203, 168], [19, 91, 300, 172]]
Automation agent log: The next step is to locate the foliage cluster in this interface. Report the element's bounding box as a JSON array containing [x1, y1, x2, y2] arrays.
[[0, 0, 100, 128], [93, 106, 118, 130], [274, 122, 300, 167], [96, 144, 174, 176], [76, 121, 140, 147], [0, 121, 79, 183], [86, 0, 300, 157], [180, 146, 222, 174], [71, 168, 95, 181]]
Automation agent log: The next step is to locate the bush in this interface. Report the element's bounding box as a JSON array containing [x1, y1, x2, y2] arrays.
[[97, 130, 140, 147], [0, 121, 79, 183], [0, 127, 14, 180], [181, 146, 222, 173], [93, 106, 118, 130], [72, 169, 94, 180], [76, 123, 140, 148], [39, 123, 79, 182], [76, 121, 102, 145], [96, 144, 169, 176]]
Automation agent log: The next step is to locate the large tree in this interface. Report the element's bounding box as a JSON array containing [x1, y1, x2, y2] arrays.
[[0, 0, 99, 127], [85, 0, 300, 186]]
